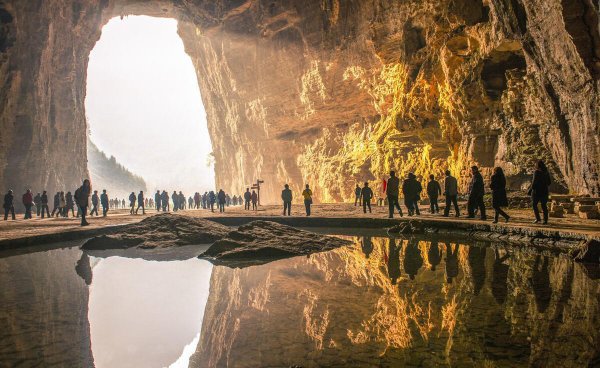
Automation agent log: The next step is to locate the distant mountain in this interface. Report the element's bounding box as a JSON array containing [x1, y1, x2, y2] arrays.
[[87, 139, 147, 198]]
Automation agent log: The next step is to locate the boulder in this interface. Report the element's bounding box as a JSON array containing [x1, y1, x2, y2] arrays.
[[201, 221, 352, 268], [81, 213, 229, 250]]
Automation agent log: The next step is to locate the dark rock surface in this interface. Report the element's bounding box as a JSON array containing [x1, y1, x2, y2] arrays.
[[81, 214, 229, 250], [201, 220, 352, 268], [573, 239, 600, 264]]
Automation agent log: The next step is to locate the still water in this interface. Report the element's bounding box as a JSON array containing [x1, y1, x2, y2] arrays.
[[1, 233, 599, 368]]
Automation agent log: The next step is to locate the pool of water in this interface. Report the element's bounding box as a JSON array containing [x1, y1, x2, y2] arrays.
[[1, 232, 599, 367]]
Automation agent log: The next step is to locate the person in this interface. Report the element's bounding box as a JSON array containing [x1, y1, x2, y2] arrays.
[[122, 199, 125, 209], [226, 194, 231, 207], [354, 184, 362, 206], [281, 184, 293, 216], [59, 192, 66, 217], [427, 175, 442, 214], [202, 192, 208, 209], [387, 238, 401, 284], [179, 191, 185, 210], [244, 188, 251, 210], [428, 242, 442, 271], [144, 198, 149, 209], [188, 196, 193, 209], [3, 189, 16, 220], [402, 173, 422, 216], [136, 191, 145, 214], [161, 190, 169, 212], [490, 167, 510, 223], [100, 189, 109, 217], [386, 171, 403, 218], [404, 239, 423, 280], [443, 170, 460, 217], [251, 190, 258, 211], [40, 191, 50, 218], [129, 192, 136, 214], [301, 184, 312, 216], [529, 160, 551, 224], [209, 191, 216, 212], [217, 189, 226, 212], [34, 192, 41, 217], [65, 191, 75, 217], [22, 189, 33, 219], [194, 192, 200, 209], [467, 166, 486, 220], [74, 179, 91, 226], [155, 190, 161, 212], [90, 190, 99, 216], [361, 182, 373, 213], [445, 243, 460, 284], [51, 192, 60, 217]]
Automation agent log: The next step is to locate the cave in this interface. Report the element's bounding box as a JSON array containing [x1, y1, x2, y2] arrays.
[[0, 0, 599, 203]]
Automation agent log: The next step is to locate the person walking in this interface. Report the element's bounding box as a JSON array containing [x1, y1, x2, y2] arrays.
[[302, 184, 312, 216], [34, 192, 42, 217], [443, 170, 460, 217], [59, 192, 66, 217], [3, 189, 15, 220], [490, 167, 510, 223], [467, 166, 486, 220], [100, 189, 109, 217], [427, 175, 442, 214], [202, 192, 208, 209], [281, 184, 293, 216], [402, 173, 422, 216], [90, 190, 99, 216], [22, 190, 34, 219], [74, 179, 91, 226], [217, 189, 226, 212], [129, 192, 136, 214], [251, 190, 258, 211], [136, 191, 145, 214], [208, 191, 216, 212], [244, 188, 251, 210], [354, 184, 362, 206], [172, 191, 179, 211], [161, 190, 169, 212], [122, 199, 125, 209], [361, 182, 373, 213], [529, 160, 551, 224], [386, 171, 404, 218], [40, 191, 50, 218], [188, 196, 193, 209], [194, 192, 200, 209], [51, 192, 60, 217]]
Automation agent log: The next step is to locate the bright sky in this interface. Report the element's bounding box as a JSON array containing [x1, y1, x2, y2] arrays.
[[86, 16, 214, 194]]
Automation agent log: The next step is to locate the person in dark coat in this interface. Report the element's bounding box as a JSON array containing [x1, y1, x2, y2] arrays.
[[443, 170, 460, 217], [428, 241, 442, 271], [65, 191, 75, 217], [427, 174, 442, 214], [529, 160, 551, 224], [3, 189, 15, 220], [251, 190, 258, 211], [402, 173, 422, 216], [90, 190, 99, 216], [136, 191, 145, 214], [155, 190, 161, 212], [361, 182, 373, 213], [490, 167, 509, 223], [244, 188, 251, 210], [40, 191, 50, 218], [34, 192, 42, 216], [354, 184, 362, 206], [217, 189, 226, 212], [404, 238, 423, 280], [209, 191, 216, 212], [100, 189, 109, 217], [467, 166, 486, 220], [445, 243, 460, 284], [386, 171, 404, 218], [281, 184, 293, 216], [74, 179, 91, 226], [51, 192, 60, 217], [22, 189, 34, 219]]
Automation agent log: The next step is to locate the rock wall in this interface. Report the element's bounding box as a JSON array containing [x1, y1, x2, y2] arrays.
[[0, 0, 598, 203], [191, 238, 600, 367]]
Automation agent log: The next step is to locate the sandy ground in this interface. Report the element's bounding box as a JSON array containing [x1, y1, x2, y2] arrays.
[[0, 202, 599, 243]]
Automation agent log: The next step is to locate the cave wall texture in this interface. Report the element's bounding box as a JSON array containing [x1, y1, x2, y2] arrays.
[[0, 0, 598, 203]]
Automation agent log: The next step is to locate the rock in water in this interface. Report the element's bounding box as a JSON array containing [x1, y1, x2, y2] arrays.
[[201, 221, 352, 268], [387, 221, 425, 236], [81, 214, 229, 250]]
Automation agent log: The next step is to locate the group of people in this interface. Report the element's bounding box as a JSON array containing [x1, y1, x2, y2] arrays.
[[351, 160, 552, 224]]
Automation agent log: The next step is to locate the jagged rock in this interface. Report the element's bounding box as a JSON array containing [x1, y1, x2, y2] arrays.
[[573, 239, 600, 263], [81, 214, 229, 250], [201, 221, 351, 268], [387, 221, 425, 236]]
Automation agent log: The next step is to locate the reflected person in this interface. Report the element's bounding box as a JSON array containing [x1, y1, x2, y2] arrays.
[[428, 241, 442, 271], [388, 238, 401, 285], [445, 243, 460, 284], [404, 239, 423, 280]]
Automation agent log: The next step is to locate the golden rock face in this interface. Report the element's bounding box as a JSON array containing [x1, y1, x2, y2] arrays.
[[0, 0, 598, 201], [192, 237, 600, 367]]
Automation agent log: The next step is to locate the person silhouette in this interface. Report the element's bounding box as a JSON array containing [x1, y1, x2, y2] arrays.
[[531, 255, 552, 313], [491, 248, 510, 305], [387, 238, 402, 284], [386, 171, 403, 218], [361, 237, 374, 259], [428, 241, 442, 271], [445, 243, 460, 284], [468, 245, 487, 295], [404, 238, 423, 280], [281, 184, 293, 216]]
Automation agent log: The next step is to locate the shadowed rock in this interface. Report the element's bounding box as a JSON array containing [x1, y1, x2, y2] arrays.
[[573, 239, 600, 264], [201, 220, 352, 268], [81, 214, 229, 250]]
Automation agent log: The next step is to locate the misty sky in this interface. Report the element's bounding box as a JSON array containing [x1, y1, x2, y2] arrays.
[[86, 16, 215, 194]]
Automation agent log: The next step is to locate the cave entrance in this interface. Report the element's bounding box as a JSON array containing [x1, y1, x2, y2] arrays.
[[85, 16, 214, 199]]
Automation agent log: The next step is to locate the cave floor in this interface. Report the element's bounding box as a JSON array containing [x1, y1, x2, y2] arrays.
[[1, 203, 598, 248]]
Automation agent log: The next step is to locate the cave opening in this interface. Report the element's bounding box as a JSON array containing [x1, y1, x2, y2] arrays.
[[85, 15, 214, 199]]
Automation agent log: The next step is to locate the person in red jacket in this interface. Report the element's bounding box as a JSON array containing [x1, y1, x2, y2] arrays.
[[22, 189, 34, 219]]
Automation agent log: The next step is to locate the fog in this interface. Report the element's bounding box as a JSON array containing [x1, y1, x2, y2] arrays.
[[86, 16, 214, 195]]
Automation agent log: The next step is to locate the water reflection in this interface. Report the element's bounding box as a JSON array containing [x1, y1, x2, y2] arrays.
[[1, 235, 600, 367]]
